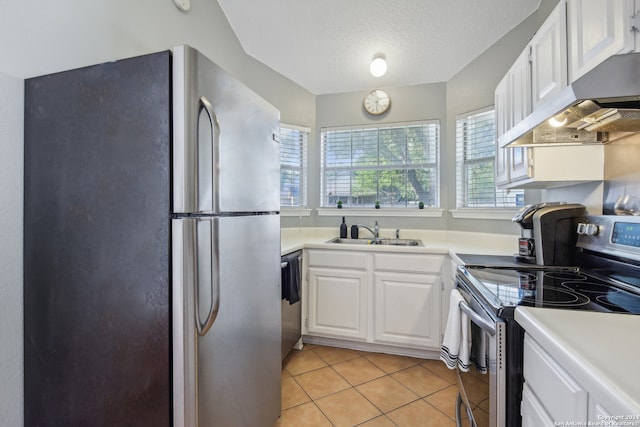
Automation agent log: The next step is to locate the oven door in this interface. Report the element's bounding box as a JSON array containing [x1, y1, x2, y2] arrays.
[[455, 275, 506, 427]]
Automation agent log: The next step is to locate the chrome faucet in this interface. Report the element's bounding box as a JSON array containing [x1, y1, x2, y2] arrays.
[[357, 221, 379, 239]]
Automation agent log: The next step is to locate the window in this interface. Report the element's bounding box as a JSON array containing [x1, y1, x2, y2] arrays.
[[321, 121, 439, 208], [280, 124, 309, 208], [455, 108, 523, 208]]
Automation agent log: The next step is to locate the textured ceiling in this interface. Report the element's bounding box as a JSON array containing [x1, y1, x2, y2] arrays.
[[217, 0, 541, 95]]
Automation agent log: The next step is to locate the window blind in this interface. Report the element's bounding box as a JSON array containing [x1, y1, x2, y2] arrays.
[[280, 124, 308, 207], [321, 121, 439, 208], [455, 108, 523, 208]]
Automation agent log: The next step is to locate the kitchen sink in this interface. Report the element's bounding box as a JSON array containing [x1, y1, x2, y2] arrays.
[[378, 238, 423, 246], [326, 237, 423, 246]]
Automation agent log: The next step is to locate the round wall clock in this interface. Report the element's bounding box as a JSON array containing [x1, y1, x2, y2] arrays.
[[363, 89, 391, 115]]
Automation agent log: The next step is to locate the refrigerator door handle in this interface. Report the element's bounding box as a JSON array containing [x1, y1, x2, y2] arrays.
[[197, 96, 220, 213], [195, 218, 220, 336]]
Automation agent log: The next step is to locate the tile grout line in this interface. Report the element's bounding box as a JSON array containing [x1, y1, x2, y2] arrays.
[[281, 345, 459, 426], [312, 348, 445, 423]]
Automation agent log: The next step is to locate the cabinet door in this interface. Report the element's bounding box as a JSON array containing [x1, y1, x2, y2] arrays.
[[567, 0, 635, 82], [307, 267, 368, 340], [494, 76, 510, 186], [508, 48, 532, 183], [373, 271, 440, 349], [495, 147, 510, 187], [588, 398, 612, 424], [510, 48, 532, 125], [521, 384, 555, 427], [510, 146, 530, 182], [531, 1, 568, 109], [523, 334, 588, 423]]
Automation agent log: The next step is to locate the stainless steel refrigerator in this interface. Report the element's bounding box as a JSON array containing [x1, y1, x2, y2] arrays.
[[24, 45, 282, 426]]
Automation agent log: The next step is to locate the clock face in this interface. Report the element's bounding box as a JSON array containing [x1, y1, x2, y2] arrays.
[[364, 89, 390, 115]]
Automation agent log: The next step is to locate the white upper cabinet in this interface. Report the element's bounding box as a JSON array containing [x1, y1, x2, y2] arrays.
[[510, 47, 532, 126], [495, 49, 531, 187], [495, 75, 511, 187], [531, 1, 568, 109], [567, 0, 636, 82], [507, 49, 532, 182]]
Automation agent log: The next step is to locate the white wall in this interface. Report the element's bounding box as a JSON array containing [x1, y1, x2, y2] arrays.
[[602, 133, 640, 213], [294, 0, 560, 235], [307, 83, 449, 231], [0, 0, 315, 126], [0, 71, 24, 427], [444, 0, 559, 234]]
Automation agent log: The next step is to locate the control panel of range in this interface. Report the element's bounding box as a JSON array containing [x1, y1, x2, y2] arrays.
[[611, 221, 640, 248], [577, 222, 599, 236], [577, 215, 640, 262]]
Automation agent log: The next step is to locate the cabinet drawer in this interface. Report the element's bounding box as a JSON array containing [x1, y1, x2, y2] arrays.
[[521, 384, 554, 427], [523, 335, 588, 423], [374, 253, 443, 274], [306, 249, 367, 269]]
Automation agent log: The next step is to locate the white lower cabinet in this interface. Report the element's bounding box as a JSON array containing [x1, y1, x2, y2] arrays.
[[305, 249, 369, 341], [588, 398, 612, 424], [303, 248, 443, 351], [520, 328, 638, 426], [522, 333, 588, 426], [307, 267, 368, 340], [521, 384, 555, 427], [373, 271, 440, 348]]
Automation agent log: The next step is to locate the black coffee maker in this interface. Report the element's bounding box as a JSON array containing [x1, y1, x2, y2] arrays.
[[512, 202, 587, 265]]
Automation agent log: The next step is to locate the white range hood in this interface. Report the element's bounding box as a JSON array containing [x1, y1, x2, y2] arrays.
[[501, 53, 640, 148]]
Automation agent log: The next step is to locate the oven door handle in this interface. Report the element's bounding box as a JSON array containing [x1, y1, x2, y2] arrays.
[[459, 301, 496, 336]]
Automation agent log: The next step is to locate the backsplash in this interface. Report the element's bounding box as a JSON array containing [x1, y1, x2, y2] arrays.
[[603, 133, 640, 214]]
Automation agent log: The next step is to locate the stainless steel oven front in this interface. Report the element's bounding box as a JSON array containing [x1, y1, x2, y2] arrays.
[[455, 275, 506, 427]]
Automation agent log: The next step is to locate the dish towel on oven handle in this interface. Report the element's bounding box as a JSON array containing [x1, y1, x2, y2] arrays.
[[469, 322, 488, 374], [440, 289, 471, 371]]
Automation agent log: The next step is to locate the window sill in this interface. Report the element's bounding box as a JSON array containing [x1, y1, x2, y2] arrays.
[[449, 208, 519, 220], [281, 208, 313, 217], [317, 208, 444, 218]]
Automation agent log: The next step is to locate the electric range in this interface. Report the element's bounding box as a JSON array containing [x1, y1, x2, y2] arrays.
[[453, 215, 640, 427], [457, 264, 640, 318]]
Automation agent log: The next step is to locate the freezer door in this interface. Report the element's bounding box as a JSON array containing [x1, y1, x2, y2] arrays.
[[173, 45, 281, 214], [173, 214, 281, 427], [24, 51, 172, 426]]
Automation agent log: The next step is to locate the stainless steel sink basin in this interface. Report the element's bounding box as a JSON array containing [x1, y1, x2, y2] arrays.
[[326, 238, 375, 245], [377, 238, 423, 246], [326, 237, 423, 246]]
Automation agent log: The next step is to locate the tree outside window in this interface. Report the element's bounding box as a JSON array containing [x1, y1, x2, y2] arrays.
[[321, 121, 439, 208]]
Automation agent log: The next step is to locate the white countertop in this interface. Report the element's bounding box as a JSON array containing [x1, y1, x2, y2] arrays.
[[515, 307, 640, 416], [281, 227, 518, 257]]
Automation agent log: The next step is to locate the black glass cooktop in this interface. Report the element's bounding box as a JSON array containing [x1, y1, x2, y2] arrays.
[[459, 266, 640, 317]]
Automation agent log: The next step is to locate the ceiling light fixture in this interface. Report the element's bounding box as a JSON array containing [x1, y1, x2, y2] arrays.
[[370, 54, 387, 77]]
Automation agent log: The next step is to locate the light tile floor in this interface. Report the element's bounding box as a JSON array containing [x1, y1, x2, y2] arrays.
[[276, 344, 460, 427]]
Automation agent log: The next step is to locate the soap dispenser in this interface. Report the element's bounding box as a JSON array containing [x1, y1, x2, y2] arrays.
[[340, 217, 348, 238]]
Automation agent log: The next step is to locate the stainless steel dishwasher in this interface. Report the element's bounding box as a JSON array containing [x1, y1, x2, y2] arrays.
[[281, 251, 302, 360]]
